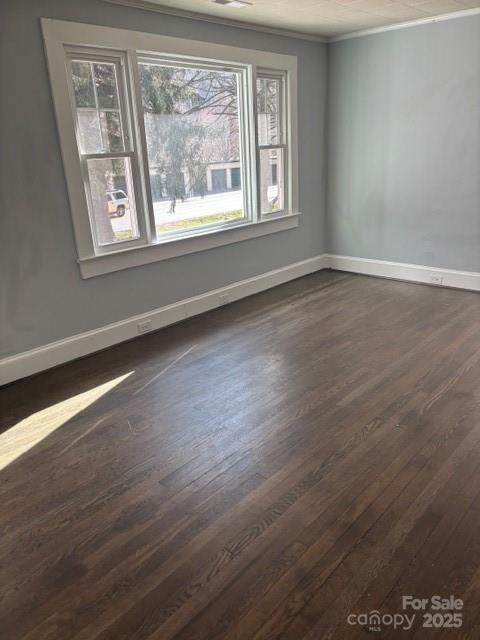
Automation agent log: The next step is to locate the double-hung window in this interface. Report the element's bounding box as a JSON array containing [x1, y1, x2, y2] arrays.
[[43, 20, 299, 277], [69, 53, 144, 248], [256, 73, 287, 215]]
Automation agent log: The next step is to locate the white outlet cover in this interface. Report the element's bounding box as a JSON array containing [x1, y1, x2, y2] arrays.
[[137, 320, 153, 334]]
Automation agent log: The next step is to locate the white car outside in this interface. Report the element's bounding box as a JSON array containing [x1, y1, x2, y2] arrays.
[[107, 190, 128, 217]]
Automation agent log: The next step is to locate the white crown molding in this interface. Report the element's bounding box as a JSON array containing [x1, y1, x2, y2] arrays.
[[0, 255, 329, 386], [104, 0, 480, 44], [104, 0, 327, 42], [330, 7, 480, 42]]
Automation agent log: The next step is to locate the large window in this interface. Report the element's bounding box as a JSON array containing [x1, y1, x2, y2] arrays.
[[138, 60, 247, 236], [43, 20, 299, 277]]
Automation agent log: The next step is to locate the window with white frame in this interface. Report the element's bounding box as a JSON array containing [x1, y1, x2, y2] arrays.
[[43, 20, 299, 277], [138, 58, 251, 237], [70, 55, 143, 247], [256, 73, 287, 215]]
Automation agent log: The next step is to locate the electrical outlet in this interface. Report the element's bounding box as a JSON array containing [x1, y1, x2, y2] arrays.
[[137, 320, 153, 335], [218, 294, 230, 306], [430, 275, 443, 285]]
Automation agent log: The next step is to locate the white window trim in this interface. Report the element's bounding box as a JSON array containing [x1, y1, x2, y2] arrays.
[[42, 19, 300, 278], [256, 69, 289, 216]]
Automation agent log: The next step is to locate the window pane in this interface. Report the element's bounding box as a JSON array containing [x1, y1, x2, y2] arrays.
[[72, 61, 95, 108], [139, 62, 246, 235], [86, 157, 139, 245], [260, 147, 284, 214], [77, 110, 102, 154], [71, 59, 124, 154], [93, 63, 119, 109], [257, 77, 280, 146], [100, 111, 123, 153]]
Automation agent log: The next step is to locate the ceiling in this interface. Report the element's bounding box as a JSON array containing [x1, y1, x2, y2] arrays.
[[109, 0, 480, 38]]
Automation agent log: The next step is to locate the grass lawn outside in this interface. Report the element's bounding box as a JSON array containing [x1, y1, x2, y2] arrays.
[[113, 230, 136, 241], [156, 210, 243, 234], [112, 210, 244, 242]]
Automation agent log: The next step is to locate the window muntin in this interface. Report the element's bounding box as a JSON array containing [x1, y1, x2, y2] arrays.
[[256, 73, 287, 215], [68, 53, 143, 247], [138, 60, 248, 238]]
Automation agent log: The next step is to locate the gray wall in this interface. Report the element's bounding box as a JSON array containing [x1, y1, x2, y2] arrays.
[[327, 16, 480, 271], [0, 0, 328, 357], [3, 2, 479, 360]]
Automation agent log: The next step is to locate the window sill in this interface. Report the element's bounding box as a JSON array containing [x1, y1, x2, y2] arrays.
[[78, 213, 301, 278]]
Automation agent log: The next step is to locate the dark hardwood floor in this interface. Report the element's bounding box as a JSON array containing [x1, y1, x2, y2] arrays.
[[2, 270, 480, 639]]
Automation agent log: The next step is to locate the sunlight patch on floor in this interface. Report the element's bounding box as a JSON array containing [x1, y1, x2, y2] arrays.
[[0, 372, 133, 470]]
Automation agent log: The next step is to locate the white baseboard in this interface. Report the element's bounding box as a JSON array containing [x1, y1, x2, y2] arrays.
[[326, 254, 480, 292], [0, 255, 329, 386], [2, 252, 479, 385]]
